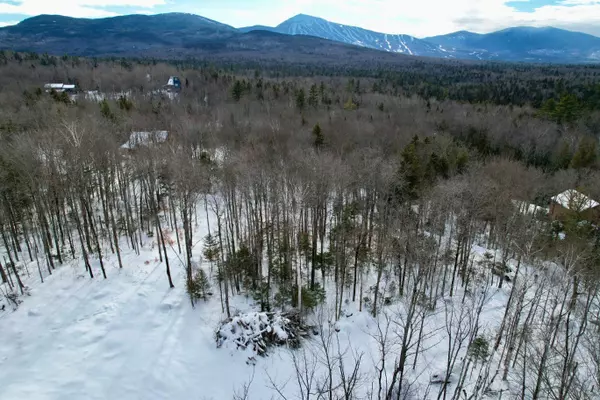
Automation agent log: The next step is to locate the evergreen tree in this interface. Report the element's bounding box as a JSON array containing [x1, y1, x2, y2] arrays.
[[344, 97, 358, 111], [117, 95, 133, 111], [312, 123, 324, 149], [187, 269, 211, 302], [203, 234, 220, 265], [99, 99, 114, 120], [346, 78, 355, 93], [400, 136, 425, 200], [571, 137, 598, 169], [319, 81, 325, 101], [295, 88, 306, 110], [468, 336, 490, 364], [308, 84, 319, 108], [554, 141, 573, 170], [555, 94, 581, 124], [231, 80, 243, 102]]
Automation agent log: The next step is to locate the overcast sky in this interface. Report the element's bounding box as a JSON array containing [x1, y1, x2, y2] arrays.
[[1, 0, 599, 38]]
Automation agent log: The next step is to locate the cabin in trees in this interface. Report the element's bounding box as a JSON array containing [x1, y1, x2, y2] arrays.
[[549, 189, 600, 222], [44, 83, 77, 93], [120, 131, 169, 151], [164, 76, 182, 92]]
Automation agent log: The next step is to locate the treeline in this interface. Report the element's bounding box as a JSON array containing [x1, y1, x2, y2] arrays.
[[2, 50, 600, 114]]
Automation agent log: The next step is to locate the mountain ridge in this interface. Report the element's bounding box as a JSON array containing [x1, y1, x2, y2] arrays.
[[0, 13, 417, 64], [2, 13, 600, 63], [241, 14, 600, 63]]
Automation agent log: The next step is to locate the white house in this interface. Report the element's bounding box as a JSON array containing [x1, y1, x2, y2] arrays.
[[121, 131, 169, 150], [44, 83, 77, 93]]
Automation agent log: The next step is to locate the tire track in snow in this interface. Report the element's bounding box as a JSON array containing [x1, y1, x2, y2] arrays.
[[0, 256, 167, 399]]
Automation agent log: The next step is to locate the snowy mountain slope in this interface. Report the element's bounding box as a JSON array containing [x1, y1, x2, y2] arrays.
[[247, 14, 446, 57], [242, 15, 600, 63]]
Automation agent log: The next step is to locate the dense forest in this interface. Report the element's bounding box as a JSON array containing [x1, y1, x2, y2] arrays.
[[0, 51, 599, 399]]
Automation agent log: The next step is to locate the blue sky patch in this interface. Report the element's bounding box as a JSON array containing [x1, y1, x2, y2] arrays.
[[506, 0, 565, 12]]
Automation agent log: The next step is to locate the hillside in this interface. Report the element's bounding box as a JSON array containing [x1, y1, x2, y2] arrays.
[[0, 53, 599, 399]]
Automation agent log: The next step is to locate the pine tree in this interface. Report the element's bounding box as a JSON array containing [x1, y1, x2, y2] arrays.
[[117, 95, 133, 111], [312, 123, 324, 149], [296, 88, 306, 110], [468, 336, 490, 364], [571, 137, 598, 169], [231, 80, 243, 102], [344, 97, 358, 111], [308, 84, 319, 108], [319, 81, 325, 101], [556, 94, 581, 124], [99, 99, 113, 120], [400, 136, 424, 200], [187, 269, 211, 302], [203, 234, 220, 263], [554, 140, 573, 170]]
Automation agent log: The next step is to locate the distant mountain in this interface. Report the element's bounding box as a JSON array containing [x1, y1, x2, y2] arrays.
[[425, 26, 600, 62], [2, 13, 600, 63], [0, 13, 415, 64], [422, 30, 483, 49], [242, 14, 445, 58], [243, 15, 600, 63], [0, 13, 238, 56], [238, 25, 276, 33]]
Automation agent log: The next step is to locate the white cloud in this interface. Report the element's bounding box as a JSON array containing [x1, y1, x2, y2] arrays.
[[0, 0, 164, 19], [559, 0, 600, 4], [205, 0, 600, 37], [1, 0, 600, 37], [0, 20, 18, 26]]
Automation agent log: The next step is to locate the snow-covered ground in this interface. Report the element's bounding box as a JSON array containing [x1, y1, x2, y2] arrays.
[[0, 216, 282, 400], [0, 212, 517, 399]]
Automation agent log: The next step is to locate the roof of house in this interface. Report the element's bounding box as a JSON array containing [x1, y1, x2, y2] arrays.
[[167, 76, 181, 86], [551, 189, 600, 212], [121, 131, 168, 150], [44, 83, 76, 90]]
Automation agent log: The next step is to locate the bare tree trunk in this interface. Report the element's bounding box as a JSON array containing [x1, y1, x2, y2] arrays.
[[156, 191, 173, 288], [82, 196, 107, 279]]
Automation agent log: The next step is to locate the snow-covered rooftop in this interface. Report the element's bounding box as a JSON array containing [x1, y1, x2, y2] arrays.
[[44, 83, 76, 91], [121, 131, 168, 150], [551, 189, 599, 212]]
